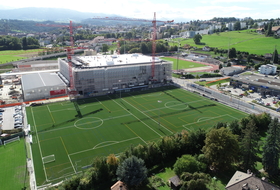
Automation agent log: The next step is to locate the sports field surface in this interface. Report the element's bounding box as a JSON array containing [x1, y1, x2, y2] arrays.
[[161, 57, 206, 70], [26, 86, 248, 186], [0, 139, 27, 189]]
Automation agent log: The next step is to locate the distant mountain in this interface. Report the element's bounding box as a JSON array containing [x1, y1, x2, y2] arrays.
[[0, 7, 115, 22]]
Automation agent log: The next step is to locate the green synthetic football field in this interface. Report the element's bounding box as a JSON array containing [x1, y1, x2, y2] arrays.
[[0, 139, 27, 190], [26, 86, 248, 186]]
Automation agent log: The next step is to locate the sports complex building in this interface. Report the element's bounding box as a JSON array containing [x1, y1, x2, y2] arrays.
[[21, 73, 67, 101], [58, 54, 173, 98]]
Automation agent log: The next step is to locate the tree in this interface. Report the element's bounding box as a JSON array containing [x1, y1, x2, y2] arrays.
[[102, 44, 109, 53], [219, 64, 223, 70], [116, 156, 148, 188], [234, 21, 241, 30], [22, 37, 27, 50], [262, 118, 280, 176], [240, 120, 259, 170], [228, 48, 237, 58], [272, 49, 278, 63], [266, 22, 273, 37], [202, 127, 239, 170], [193, 33, 202, 44], [180, 172, 211, 190], [173, 155, 204, 176]]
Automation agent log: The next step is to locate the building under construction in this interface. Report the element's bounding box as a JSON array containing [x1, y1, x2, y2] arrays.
[[58, 54, 172, 98]]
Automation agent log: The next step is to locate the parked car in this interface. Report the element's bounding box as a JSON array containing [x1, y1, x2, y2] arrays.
[[0, 108, 4, 112], [266, 103, 271, 106], [14, 124, 23, 128]]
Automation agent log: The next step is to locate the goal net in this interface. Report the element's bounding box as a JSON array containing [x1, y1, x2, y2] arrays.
[[4, 136, 20, 146], [42, 155, 55, 164]]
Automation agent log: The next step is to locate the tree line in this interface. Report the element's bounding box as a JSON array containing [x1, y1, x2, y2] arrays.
[[0, 35, 39, 50], [48, 112, 280, 190]]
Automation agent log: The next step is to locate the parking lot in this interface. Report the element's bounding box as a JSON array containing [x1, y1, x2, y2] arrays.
[[1, 105, 25, 131], [221, 85, 279, 109]]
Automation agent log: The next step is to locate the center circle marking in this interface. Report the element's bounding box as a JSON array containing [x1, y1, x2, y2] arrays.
[[74, 117, 103, 130]]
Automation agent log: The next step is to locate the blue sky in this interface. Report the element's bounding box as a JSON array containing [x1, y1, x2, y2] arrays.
[[1, 0, 280, 22]]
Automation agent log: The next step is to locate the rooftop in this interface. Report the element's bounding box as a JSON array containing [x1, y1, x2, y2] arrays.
[[231, 74, 280, 90], [22, 72, 65, 91], [71, 54, 162, 68]]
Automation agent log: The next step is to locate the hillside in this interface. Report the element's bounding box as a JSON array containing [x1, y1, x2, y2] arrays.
[[179, 30, 280, 55]]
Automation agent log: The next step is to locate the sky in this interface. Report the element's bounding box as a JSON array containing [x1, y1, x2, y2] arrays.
[[1, 0, 280, 22]]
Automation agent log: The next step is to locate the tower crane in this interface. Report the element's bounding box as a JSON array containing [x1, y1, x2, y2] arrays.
[[93, 12, 174, 79], [36, 21, 82, 96]]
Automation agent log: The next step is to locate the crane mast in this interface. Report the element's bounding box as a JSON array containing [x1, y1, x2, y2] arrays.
[[93, 13, 174, 79]]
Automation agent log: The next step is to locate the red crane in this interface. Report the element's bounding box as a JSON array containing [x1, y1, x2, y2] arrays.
[[37, 21, 82, 95], [93, 12, 174, 79]]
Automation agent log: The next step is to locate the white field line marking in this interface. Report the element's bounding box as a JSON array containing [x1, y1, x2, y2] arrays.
[[31, 107, 49, 182], [142, 99, 205, 113], [38, 114, 132, 134], [68, 155, 77, 174], [121, 98, 173, 134], [110, 97, 163, 137], [51, 103, 100, 113], [182, 114, 229, 128], [129, 92, 163, 99], [69, 137, 139, 156]]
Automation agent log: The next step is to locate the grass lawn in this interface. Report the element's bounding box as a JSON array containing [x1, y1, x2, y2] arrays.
[[160, 57, 206, 70], [0, 49, 43, 64], [174, 30, 280, 55], [0, 139, 28, 189], [26, 86, 248, 186]]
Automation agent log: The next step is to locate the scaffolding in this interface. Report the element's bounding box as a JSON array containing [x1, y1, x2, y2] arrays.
[[58, 54, 172, 97]]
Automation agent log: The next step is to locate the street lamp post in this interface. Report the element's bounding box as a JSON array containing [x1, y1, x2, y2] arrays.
[[158, 100, 162, 128], [119, 80, 122, 98]]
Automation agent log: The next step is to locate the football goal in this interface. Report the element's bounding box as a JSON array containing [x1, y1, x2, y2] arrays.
[[4, 136, 20, 146], [42, 154, 55, 164]]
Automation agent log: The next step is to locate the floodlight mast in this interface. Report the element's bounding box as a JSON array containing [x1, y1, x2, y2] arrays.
[[93, 13, 174, 79]]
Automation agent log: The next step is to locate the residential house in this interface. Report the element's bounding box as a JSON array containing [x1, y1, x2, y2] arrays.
[[202, 46, 211, 51], [169, 175, 181, 190], [111, 181, 127, 190], [272, 26, 280, 36], [256, 28, 264, 34], [226, 171, 280, 190]]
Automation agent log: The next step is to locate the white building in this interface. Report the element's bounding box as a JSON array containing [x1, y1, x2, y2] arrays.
[[58, 54, 173, 98], [240, 22, 247, 29], [258, 64, 277, 75], [21, 73, 67, 101]]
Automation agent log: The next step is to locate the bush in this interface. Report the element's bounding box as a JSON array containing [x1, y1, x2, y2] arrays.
[[173, 155, 205, 176]]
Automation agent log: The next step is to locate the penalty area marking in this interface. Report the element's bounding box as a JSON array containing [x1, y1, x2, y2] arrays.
[[182, 114, 229, 128], [130, 92, 162, 98], [74, 117, 103, 130]]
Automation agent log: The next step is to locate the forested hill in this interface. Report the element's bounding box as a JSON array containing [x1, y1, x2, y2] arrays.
[[0, 7, 108, 22]]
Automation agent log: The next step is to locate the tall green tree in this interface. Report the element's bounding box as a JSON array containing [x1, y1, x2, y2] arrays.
[[228, 47, 237, 58], [202, 127, 239, 170], [193, 33, 202, 44], [266, 22, 273, 36], [272, 49, 279, 63], [262, 118, 280, 176], [240, 120, 259, 170], [22, 37, 27, 50], [234, 21, 241, 30], [116, 156, 148, 188], [102, 44, 109, 53]]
